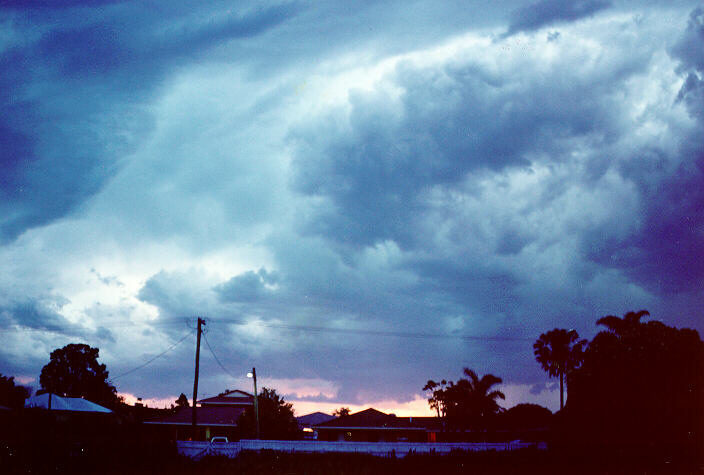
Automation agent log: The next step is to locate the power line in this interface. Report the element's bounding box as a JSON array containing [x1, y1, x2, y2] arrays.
[[112, 329, 194, 380], [202, 329, 240, 380], [0, 315, 534, 342], [0, 317, 193, 335], [208, 318, 533, 342]]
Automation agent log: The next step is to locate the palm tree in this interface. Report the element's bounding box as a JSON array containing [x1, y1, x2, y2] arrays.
[[596, 310, 649, 336], [446, 368, 505, 434], [533, 328, 586, 411]]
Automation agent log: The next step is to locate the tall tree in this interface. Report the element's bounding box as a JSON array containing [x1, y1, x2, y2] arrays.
[[567, 314, 704, 451], [422, 379, 449, 418], [533, 328, 586, 411], [445, 368, 505, 433], [236, 387, 299, 440], [0, 374, 30, 409], [596, 309, 649, 336], [39, 343, 119, 408], [424, 369, 505, 435]]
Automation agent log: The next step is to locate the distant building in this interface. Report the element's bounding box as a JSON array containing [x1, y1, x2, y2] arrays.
[[312, 405, 552, 443], [145, 389, 253, 441], [313, 408, 431, 442], [296, 411, 335, 439]]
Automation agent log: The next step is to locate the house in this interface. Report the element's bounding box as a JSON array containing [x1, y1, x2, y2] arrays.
[[18, 393, 118, 451], [145, 389, 253, 441], [296, 411, 335, 439], [24, 393, 112, 413], [313, 408, 429, 442]]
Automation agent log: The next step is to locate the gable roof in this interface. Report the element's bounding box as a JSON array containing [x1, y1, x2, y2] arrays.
[[24, 393, 112, 413], [314, 408, 424, 430], [197, 389, 253, 405], [296, 411, 335, 426]]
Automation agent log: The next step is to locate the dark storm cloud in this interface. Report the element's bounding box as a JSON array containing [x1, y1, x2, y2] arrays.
[[216, 268, 279, 303], [507, 0, 612, 36], [0, 2, 297, 242], [291, 42, 634, 248], [0, 300, 70, 333], [138, 269, 217, 321], [582, 7, 704, 304]]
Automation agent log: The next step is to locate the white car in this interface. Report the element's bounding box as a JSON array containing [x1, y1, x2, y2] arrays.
[[210, 436, 229, 444]]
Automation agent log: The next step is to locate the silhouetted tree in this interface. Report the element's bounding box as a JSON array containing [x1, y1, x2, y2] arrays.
[[333, 406, 350, 417], [446, 368, 505, 434], [0, 374, 30, 408], [533, 328, 586, 410], [596, 309, 650, 336], [39, 343, 120, 408], [499, 403, 552, 430], [423, 379, 449, 418], [424, 369, 504, 436], [237, 387, 299, 440], [566, 312, 704, 453], [175, 393, 189, 408]]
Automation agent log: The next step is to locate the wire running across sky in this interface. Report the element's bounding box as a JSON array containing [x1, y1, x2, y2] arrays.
[[207, 317, 535, 342], [112, 329, 194, 380], [202, 329, 241, 381]]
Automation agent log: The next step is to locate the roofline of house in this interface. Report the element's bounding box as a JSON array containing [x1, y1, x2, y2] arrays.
[[313, 426, 426, 431], [144, 421, 238, 427], [196, 400, 254, 407]]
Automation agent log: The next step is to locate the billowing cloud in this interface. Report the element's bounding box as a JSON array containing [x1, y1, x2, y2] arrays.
[[0, 2, 298, 243]]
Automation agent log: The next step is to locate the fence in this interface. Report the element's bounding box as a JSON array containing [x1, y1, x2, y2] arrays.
[[177, 439, 546, 460]]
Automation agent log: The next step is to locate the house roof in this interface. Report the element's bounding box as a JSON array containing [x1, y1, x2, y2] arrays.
[[24, 393, 112, 413], [197, 389, 253, 406], [145, 405, 246, 427], [296, 411, 335, 426], [314, 408, 425, 431]]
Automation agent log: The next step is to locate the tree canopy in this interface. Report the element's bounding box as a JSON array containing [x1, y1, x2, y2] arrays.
[[565, 311, 704, 451], [39, 343, 120, 408], [175, 393, 190, 408], [423, 368, 505, 433], [533, 328, 586, 410], [332, 406, 350, 417], [236, 387, 299, 440], [0, 374, 30, 409]]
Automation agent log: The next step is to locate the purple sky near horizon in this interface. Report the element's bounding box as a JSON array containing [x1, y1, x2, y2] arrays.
[[1, 1, 703, 414]]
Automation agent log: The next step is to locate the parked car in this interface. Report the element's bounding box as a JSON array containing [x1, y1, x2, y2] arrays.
[[210, 436, 228, 444]]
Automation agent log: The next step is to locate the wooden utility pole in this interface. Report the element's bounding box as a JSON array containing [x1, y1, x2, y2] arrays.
[[192, 317, 205, 440], [252, 367, 260, 439]]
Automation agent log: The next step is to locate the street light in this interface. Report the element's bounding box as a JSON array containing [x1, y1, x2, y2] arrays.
[[247, 367, 260, 439]]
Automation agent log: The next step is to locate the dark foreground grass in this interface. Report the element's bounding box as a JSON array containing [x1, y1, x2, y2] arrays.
[[4, 446, 702, 474], [185, 449, 703, 475]]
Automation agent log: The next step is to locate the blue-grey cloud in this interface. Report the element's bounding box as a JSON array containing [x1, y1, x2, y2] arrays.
[[580, 7, 704, 305], [0, 299, 70, 333], [216, 268, 279, 303], [290, 36, 638, 249], [0, 3, 297, 243], [0, 0, 125, 10], [507, 0, 612, 36]]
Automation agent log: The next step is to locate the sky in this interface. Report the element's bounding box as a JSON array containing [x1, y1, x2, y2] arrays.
[[1, 0, 703, 415]]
